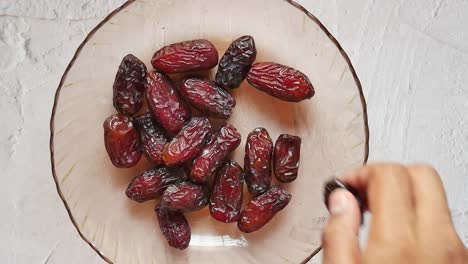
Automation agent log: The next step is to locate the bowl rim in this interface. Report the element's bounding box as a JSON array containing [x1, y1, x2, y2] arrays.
[[49, 0, 370, 263]]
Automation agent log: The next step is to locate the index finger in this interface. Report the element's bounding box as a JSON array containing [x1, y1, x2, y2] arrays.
[[341, 163, 416, 235]]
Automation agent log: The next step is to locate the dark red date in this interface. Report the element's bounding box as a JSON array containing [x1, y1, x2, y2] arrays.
[[113, 54, 147, 115], [246, 62, 315, 102], [209, 160, 244, 223], [126, 167, 186, 203], [103, 114, 141, 168], [161, 182, 209, 212], [178, 78, 236, 119], [151, 39, 218, 74], [145, 70, 191, 134], [162, 117, 211, 166], [132, 112, 168, 165], [273, 134, 301, 183], [190, 124, 241, 184], [155, 205, 191, 250], [244, 127, 273, 196], [215, 35, 256, 89], [238, 185, 291, 233]]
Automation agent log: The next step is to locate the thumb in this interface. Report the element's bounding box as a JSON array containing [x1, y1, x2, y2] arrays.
[[322, 189, 362, 264]]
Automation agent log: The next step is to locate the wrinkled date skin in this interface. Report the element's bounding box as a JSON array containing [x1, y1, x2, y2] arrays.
[[161, 182, 209, 212], [113, 54, 147, 115], [215, 35, 257, 89], [155, 205, 191, 250], [238, 185, 292, 233], [178, 78, 236, 119], [246, 62, 315, 102], [151, 39, 218, 74], [273, 134, 302, 183], [162, 117, 211, 166], [145, 71, 191, 134], [209, 160, 244, 223], [126, 167, 186, 203], [190, 124, 241, 184], [133, 112, 168, 165], [103, 114, 141, 168], [244, 127, 273, 196]]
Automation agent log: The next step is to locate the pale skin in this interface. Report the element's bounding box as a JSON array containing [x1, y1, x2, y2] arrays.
[[323, 163, 468, 264]]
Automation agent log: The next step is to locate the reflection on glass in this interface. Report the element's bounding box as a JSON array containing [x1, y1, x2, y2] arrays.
[[190, 234, 248, 247]]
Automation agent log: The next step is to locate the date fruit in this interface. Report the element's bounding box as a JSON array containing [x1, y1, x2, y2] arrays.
[[244, 127, 273, 196], [126, 167, 186, 203], [113, 54, 147, 115], [162, 117, 211, 166], [209, 160, 244, 223], [146, 70, 191, 134], [215, 35, 257, 89], [161, 182, 209, 212], [190, 124, 241, 184], [273, 134, 301, 183], [151, 39, 218, 73], [178, 78, 236, 119], [133, 112, 168, 165], [103, 114, 141, 168], [155, 205, 191, 250], [246, 62, 315, 102], [238, 185, 291, 233]]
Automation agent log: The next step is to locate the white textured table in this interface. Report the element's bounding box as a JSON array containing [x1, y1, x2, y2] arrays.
[[1, 0, 467, 263]]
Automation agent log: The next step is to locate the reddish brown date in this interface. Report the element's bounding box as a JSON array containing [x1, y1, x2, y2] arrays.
[[238, 185, 291, 233], [209, 161, 244, 223], [246, 62, 315, 102], [161, 182, 209, 212], [190, 124, 241, 184], [126, 167, 186, 203], [151, 39, 218, 74], [178, 78, 236, 119], [103, 114, 141, 168], [145, 71, 191, 134], [133, 112, 168, 165], [244, 128, 273, 196], [155, 205, 191, 250], [215, 35, 256, 89], [273, 134, 302, 183], [113, 54, 147, 115], [162, 117, 211, 166]]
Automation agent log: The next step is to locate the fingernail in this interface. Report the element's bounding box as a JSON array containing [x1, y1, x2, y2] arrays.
[[328, 189, 349, 215]]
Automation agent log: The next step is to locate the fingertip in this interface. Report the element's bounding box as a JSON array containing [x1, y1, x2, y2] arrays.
[[323, 189, 362, 264], [328, 189, 362, 230]]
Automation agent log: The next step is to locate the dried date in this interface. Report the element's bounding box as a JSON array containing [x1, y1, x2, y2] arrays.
[[162, 117, 211, 166], [209, 161, 244, 223], [178, 77, 236, 119], [161, 182, 209, 212], [103, 114, 141, 168], [151, 39, 218, 73], [215, 35, 256, 89], [238, 185, 291, 233], [113, 54, 147, 115], [155, 205, 191, 250], [246, 62, 315, 102], [133, 112, 168, 165], [273, 134, 301, 183], [190, 124, 241, 184], [244, 127, 273, 196], [145, 70, 191, 134], [126, 167, 186, 203]]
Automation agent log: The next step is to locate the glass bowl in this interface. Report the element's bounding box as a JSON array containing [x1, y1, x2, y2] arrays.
[[50, 0, 368, 263]]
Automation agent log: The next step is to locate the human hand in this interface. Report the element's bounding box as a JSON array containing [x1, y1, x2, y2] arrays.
[[322, 163, 468, 264]]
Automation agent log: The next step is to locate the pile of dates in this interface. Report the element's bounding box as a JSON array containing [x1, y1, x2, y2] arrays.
[[103, 36, 314, 250]]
